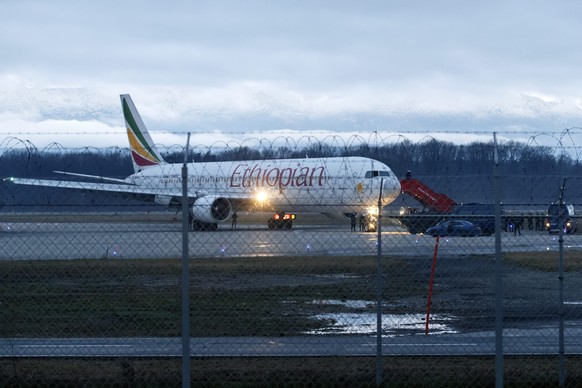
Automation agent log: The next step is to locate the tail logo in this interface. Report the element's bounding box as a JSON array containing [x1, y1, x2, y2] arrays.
[[122, 99, 163, 167]]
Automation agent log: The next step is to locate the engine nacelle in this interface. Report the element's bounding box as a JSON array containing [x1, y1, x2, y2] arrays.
[[191, 196, 232, 223]]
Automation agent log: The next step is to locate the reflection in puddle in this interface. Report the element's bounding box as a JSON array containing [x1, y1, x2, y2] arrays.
[[305, 299, 458, 336]]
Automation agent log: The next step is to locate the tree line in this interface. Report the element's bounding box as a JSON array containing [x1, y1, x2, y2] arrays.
[[1, 138, 579, 180], [1, 138, 580, 209]]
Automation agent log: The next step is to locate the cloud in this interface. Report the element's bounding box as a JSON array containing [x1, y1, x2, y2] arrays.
[[0, 1, 582, 150]]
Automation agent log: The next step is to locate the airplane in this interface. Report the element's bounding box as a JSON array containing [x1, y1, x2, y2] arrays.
[[8, 94, 402, 231]]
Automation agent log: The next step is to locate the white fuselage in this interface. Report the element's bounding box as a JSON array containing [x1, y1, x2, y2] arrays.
[[128, 156, 401, 213]]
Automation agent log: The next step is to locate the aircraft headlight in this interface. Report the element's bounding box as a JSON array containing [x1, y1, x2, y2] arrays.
[[255, 190, 268, 203]]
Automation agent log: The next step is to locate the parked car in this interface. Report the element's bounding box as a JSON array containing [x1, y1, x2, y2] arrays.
[[452, 203, 500, 236], [426, 220, 482, 237]]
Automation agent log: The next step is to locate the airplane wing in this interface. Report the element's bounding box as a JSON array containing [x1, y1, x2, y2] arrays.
[[8, 177, 182, 199], [7, 176, 258, 209], [52, 171, 132, 185]]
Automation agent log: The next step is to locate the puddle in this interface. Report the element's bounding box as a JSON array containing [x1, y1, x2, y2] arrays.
[[304, 299, 458, 336], [311, 299, 372, 308]]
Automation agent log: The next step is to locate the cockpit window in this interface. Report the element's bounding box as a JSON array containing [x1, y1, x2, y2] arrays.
[[365, 170, 390, 178]]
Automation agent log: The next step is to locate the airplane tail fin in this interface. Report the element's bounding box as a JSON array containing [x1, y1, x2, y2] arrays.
[[120, 94, 166, 172]]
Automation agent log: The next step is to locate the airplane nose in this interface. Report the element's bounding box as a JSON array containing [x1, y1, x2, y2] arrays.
[[382, 176, 401, 201]]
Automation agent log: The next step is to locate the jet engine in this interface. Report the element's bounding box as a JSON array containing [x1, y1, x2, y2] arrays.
[[191, 196, 232, 223]]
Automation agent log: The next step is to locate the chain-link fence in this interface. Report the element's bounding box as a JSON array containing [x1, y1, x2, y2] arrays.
[[1, 132, 582, 386]]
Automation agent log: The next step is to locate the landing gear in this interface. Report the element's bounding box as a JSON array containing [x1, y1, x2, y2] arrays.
[[189, 217, 218, 231], [364, 223, 377, 233]]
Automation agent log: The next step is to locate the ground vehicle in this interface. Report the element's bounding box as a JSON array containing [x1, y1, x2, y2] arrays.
[[398, 172, 499, 235], [399, 172, 456, 213], [452, 203, 497, 236], [426, 220, 482, 237], [545, 203, 577, 234], [268, 212, 296, 229], [397, 171, 457, 234], [362, 212, 378, 232]]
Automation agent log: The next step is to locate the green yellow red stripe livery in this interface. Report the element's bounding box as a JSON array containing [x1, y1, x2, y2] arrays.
[[121, 94, 165, 171]]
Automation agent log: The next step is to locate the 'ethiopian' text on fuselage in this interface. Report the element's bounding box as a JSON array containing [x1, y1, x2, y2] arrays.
[[229, 163, 325, 189]]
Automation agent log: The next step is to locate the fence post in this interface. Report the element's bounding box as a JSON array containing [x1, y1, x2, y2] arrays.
[[558, 178, 566, 387], [181, 133, 191, 388], [376, 178, 384, 386], [493, 133, 504, 387]]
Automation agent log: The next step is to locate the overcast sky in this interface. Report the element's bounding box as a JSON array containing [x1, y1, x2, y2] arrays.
[[1, 1, 582, 150]]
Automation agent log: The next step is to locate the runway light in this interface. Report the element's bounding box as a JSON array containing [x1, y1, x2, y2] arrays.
[[306, 244, 311, 252]]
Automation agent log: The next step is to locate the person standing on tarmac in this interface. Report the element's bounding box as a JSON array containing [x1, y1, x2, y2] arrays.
[[350, 213, 357, 231], [231, 211, 238, 229], [514, 217, 521, 235], [358, 213, 365, 231]]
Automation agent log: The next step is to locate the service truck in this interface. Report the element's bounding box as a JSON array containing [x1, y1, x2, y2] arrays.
[[546, 203, 577, 234]]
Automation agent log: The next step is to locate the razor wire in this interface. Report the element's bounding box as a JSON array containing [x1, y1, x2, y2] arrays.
[[1, 132, 582, 386]]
